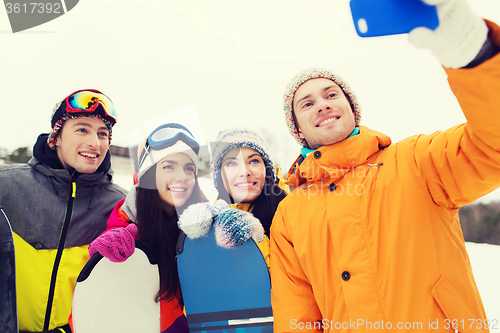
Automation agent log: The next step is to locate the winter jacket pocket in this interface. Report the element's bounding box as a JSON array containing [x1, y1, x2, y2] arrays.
[[431, 275, 487, 333]]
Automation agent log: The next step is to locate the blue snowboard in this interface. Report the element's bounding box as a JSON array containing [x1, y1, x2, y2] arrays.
[[176, 228, 273, 332], [0, 207, 18, 333]]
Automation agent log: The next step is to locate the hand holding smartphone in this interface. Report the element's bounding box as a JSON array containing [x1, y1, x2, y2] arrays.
[[349, 0, 439, 37]]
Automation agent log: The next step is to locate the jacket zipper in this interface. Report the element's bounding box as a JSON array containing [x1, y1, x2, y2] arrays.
[[43, 178, 77, 331]]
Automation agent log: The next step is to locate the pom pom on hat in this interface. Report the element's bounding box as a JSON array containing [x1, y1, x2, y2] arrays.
[[283, 68, 361, 148], [211, 128, 276, 189]]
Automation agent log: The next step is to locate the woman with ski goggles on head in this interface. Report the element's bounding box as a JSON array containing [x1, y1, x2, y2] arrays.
[[78, 123, 209, 333]]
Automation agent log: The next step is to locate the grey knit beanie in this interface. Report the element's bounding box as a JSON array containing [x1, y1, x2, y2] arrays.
[[283, 68, 361, 147], [211, 128, 276, 189]]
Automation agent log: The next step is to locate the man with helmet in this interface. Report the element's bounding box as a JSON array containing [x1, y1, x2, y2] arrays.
[[0, 90, 127, 333]]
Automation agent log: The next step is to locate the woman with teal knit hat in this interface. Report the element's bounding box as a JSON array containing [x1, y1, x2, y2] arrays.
[[171, 127, 287, 331], [211, 128, 289, 237], [207, 128, 289, 267], [177, 127, 288, 266]]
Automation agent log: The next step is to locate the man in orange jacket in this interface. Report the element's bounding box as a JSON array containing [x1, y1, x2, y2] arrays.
[[270, 0, 500, 331]]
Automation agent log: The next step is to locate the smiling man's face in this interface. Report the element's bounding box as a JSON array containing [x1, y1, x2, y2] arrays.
[[293, 78, 356, 150], [55, 117, 110, 173]]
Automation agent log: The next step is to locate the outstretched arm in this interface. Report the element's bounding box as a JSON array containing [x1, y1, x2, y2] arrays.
[[408, 9, 500, 208]]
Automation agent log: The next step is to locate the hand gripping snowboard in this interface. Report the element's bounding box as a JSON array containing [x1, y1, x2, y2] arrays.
[[177, 228, 273, 332], [72, 241, 160, 333], [0, 208, 18, 333]]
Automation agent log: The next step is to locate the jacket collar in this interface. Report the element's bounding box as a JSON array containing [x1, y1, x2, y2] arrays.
[[122, 184, 138, 222], [285, 126, 391, 187], [32, 133, 112, 175], [29, 134, 114, 192], [29, 156, 114, 184]]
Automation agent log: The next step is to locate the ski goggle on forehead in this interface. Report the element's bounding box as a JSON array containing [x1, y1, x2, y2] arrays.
[[138, 123, 200, 169], [65, 90, 117, 123]]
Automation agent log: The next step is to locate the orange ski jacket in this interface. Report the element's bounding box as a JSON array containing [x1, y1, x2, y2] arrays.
[[270, 20, 500, 333]]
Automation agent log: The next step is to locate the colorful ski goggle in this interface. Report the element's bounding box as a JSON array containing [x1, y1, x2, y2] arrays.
[[138, 123, 200, 169], [65, 90, 117, 123]]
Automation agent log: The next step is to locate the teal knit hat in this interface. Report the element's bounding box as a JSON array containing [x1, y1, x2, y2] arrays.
[[211, 128, 276, 189]]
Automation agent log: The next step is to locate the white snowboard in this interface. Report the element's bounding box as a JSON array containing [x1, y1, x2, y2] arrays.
[[72, 241, 160, 333]]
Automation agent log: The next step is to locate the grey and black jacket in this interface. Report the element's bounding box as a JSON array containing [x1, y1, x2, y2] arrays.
[[0, 134, 127, 332]]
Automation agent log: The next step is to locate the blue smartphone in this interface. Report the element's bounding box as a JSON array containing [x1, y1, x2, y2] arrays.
[[349, 0, 439, 37]]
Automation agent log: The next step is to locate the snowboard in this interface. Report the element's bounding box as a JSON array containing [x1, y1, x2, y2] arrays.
[[176, 228, 273, 332], [0, 207, 18, 333], [72, 241, 161, 333]]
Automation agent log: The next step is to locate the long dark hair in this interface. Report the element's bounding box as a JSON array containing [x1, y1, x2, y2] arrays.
[[216, 164, 287, 236], [136, 166, 208, 307]]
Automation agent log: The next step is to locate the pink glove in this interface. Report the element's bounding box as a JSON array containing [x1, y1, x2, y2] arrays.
[[88, 223, 138, 262]]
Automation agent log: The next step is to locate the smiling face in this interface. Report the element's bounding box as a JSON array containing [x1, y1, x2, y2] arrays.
[[293, 78, 356, 150], [155, 153, 196, 214], [221, 147, 266, 204], [55, 117, 110, 173]]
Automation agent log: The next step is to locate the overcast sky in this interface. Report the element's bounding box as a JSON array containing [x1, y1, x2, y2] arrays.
[[1, 0, 500, 201]]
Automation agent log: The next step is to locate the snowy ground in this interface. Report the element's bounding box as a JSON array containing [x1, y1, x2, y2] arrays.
[[466, 242, 500, 320]]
